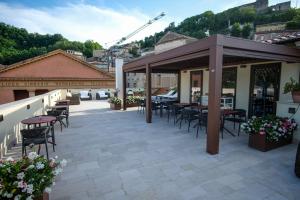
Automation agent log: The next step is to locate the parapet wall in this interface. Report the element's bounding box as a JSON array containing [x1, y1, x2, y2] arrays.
[[0, 89, 67, 158]]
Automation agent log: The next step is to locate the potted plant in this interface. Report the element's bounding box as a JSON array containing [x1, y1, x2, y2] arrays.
[[284, 77, 300, 103], [0, 152, 66, 200], [126, 96, 141, 108], [108, 97, 122, 110], [241, 115, 297, 152]]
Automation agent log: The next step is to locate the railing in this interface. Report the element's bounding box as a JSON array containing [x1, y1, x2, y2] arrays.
[[0, 89, 67, 158]]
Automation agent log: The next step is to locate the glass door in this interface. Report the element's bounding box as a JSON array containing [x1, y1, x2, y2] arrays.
[[222, 67, 237, 109], [249, 63, 281, 117], [190, 71, 203, 103]]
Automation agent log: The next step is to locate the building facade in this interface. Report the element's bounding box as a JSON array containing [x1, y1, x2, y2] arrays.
[[126, 32, 198, 90], [0, 50, 115, 104]]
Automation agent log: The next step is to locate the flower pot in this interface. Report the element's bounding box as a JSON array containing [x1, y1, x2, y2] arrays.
[[127, 103, 138, 108], [34, 192, 49, 200], [292, 91, 300, 103], [110, 103, 121, 110], [295, 142, 300, 178], [248, 133, 293, 152]]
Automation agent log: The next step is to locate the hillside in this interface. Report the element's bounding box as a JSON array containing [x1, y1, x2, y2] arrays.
[[139, 7, 300, 49], [0, 23, 103, 65]]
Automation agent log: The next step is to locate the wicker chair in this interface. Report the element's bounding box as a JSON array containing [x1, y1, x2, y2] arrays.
[[21, 127, 50, 159]]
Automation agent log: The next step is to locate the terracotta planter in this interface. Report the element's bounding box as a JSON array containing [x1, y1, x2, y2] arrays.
[[127, 103, 138, 108], [34, 192, 49, 200], [248, 133, 293, 152], [292, 91, 300, 103], [110, 103, 121, 110], [295, 142, 300, 178]]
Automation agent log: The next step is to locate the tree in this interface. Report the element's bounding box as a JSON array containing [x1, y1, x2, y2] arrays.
[[242, 23, 253, 39], [231, 23, 242, 37]]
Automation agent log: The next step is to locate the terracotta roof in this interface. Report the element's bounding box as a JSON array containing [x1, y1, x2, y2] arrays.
[[156, 31, 197, 45], [260, 31, 300, 44], [0, 49, 115, 78]]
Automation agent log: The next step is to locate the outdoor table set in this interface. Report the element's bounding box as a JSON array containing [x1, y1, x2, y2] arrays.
[[20, 99, 70, 159]]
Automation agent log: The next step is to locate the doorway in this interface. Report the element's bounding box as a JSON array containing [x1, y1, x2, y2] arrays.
[[14, 90, 29, 101], [190, 71, 203, 103], [249, 63, 281, 117]]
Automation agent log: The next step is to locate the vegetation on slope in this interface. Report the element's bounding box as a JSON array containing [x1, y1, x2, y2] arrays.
[[139, 7, 300, 49], [0, 23, 102, 65]]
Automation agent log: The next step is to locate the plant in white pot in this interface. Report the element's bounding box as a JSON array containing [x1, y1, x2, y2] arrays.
[[284, 78, 300, 103]]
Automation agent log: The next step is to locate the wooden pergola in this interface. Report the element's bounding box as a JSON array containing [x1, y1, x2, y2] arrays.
[[123, 34, 300, 155]]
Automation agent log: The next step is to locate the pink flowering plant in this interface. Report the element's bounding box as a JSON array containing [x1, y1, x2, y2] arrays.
[[241, 115, 297, 142], [0, 152, 66, 200]]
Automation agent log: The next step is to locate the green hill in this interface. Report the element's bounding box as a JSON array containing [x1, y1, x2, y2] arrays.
[[1, 6, 300, 65], [0, 23, 102, 65], [139, 7, 300, 49]]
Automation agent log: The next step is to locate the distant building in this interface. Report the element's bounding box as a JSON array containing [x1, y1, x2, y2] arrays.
[[0, 64, 5, 70], [65, 50, 85, 60], [236, 0, 291, 13], [254, 22, 300, 46], [154, 31, 198, 53], [126, 32, 198, 90]]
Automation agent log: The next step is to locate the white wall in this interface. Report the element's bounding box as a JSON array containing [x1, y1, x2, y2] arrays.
[[180, 70, 190, 103], [277, 62, 300, 140], [236, 65, 251, 113], [0, 90, 67, 158]]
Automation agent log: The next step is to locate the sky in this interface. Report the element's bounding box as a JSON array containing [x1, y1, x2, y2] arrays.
[[0, 0, 298, 47]]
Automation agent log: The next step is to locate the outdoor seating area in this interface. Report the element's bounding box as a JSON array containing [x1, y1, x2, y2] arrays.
[[3, 100, 298, 200], [137, 99, 247, 140], [20, 99, 70, 159]]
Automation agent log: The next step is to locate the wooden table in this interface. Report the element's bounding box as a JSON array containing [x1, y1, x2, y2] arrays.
[[173, 103, 191, 107], [21, 116, 56, 127], [49, 105, 68, 110], [55, 100, 70, 106]]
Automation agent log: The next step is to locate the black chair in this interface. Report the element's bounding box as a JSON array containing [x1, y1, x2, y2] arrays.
[[179, 108, 199, 132], [195, 112, 208, 138], [21, 127, 50, 159], [39, 115, 56, 152], [47, 110, 67, 131], [223, 109, 247, 136], [170, 105, 183, 125], [152, 101, 160, 115], [54, 107, 69, 127], [137, 99, 145, 113]]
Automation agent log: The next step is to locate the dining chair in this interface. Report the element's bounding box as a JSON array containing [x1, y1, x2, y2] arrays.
[[21, 127, 50, 160]]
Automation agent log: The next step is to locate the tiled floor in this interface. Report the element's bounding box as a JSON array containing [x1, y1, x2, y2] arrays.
[[10, 101, 300, 200]]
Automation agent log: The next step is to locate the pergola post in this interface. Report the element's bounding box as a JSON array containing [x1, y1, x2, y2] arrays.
[[146, 64, 152, 123], [122, 71, 127, 110], [206, 45, 223, 155], [177, 71, 181, 102]]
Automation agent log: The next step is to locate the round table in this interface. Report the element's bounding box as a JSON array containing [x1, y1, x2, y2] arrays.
[[21, 116, 56, 127]]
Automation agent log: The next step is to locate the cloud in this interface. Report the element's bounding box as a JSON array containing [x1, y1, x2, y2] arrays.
[[0, 2, 171, 47]]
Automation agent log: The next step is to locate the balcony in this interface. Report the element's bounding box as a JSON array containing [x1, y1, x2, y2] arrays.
[[1, 93, 299, 199]]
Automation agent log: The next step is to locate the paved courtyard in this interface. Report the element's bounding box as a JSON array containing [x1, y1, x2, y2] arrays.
[[36, 101, 299, 199]]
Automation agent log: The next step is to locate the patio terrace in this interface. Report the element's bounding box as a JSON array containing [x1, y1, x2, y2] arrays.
[[6, 100, 299, 200]]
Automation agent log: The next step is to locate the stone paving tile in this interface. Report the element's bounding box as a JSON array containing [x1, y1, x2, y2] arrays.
[[6, 101, 298, 200]]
